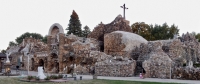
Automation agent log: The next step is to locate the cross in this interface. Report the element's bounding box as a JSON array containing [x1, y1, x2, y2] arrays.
[[120, 4, 128, 19]]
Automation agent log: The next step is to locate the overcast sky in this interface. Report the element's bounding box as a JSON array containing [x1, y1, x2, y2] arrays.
[[0, 0, 200, 50]]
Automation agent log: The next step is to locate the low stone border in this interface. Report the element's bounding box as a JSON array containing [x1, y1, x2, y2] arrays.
[[0, 73, 20, 76], [18, 76, 85, 83], [50, 79, 68, 83], [19, 78, 51, 83]]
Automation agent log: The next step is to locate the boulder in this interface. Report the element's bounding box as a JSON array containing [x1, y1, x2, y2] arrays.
[[104, 31, 148, 58]]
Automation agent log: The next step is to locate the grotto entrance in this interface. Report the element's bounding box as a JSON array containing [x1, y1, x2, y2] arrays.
[[38, 59, 44, 66], [134, 61, 145, 76], [49, 53, 59, 73], [67, 56, 75, 74], [38, 59, 44, 71]]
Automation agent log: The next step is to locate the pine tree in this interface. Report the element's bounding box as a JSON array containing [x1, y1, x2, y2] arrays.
[[66, 10, 82, 37], [82, 25, 91, 37]]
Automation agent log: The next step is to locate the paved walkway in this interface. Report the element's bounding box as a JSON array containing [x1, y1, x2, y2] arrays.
[[70, 75, 199, 84], [2, 70, 200, 84]]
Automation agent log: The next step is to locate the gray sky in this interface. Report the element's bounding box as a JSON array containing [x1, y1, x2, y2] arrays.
[[0, 0, 200, 50]]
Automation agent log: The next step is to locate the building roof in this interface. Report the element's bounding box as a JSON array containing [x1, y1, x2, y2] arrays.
[[0, 53, 6, 58]]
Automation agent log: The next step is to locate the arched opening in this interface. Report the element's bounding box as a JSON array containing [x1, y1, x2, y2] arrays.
[[48, 23, 64, 36], [31, 58, 35, 70], [51, 53, 58, 58], [38, 59, 44, 71], [16, 58, 20, 70], [49, 54, 59, 73], [51, 26, 59, 38], [38, 59, 44, 66], [134, 61, 144, 76], [55, 62, 59, 73]]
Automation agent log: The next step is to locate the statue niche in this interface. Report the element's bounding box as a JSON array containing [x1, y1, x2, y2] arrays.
[[51, 26, 60, 43], [50, 26, 59, 57]]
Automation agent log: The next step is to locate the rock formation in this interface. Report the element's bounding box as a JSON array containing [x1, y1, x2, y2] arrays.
[[5, 15, 200, 80], [142, 41, 172, 79], [88, 15, 132, 51], [7, 37, 48, 71]]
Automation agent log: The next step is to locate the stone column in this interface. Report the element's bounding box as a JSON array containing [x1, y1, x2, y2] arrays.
[[58, 33, 65, 73], [47, 36, 52, 72], [0, 59, 1, 72]]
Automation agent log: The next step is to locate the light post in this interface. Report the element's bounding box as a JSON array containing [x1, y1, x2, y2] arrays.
[[170, 63, 171, 79], [25, 52, 30, 75], [28, 53, 29, 75]]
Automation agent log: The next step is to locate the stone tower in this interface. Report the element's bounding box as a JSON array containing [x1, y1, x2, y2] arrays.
[[47, 23, 65, 73]]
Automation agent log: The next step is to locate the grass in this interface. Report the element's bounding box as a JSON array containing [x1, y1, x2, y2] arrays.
[[0, 77, 182, 84]]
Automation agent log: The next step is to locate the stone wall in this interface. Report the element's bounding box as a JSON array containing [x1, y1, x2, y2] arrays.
[[173, 67, 200, 80], [58, 34, 100, 74], [95, 59, 136, 77], [136, 36, 200, 67], [7, 37, 48, 71], [142, 41, 172, 79]]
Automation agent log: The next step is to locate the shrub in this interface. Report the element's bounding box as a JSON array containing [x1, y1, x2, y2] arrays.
[[193, 63, 200, 67], [44, 76, 50, 80], [50, 75, 58, 79], [27, 76, 33, 80], [35, 76, 40, 81], [58, 74, 63, 78]]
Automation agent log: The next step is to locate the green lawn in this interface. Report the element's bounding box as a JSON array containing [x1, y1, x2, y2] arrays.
[[0, 77, 182, 84]]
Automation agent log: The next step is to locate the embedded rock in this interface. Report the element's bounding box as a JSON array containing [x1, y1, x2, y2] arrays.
[[104, 31, 148, 58]]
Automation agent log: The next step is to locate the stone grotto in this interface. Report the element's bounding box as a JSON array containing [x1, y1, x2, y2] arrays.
[[5, 15, 200, 80]]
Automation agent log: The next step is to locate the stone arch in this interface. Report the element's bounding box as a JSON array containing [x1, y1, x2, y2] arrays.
[[48, 23, 64, 36]]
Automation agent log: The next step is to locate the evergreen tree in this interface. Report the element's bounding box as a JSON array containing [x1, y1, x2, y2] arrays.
[[66, 10, 82, 37], [151, 23, 179, 40], [82, 25, 91, 37]]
